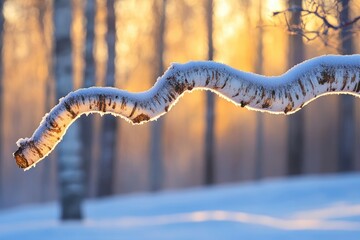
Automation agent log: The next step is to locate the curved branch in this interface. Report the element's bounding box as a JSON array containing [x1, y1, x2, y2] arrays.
[[14, 55, 360, 170]]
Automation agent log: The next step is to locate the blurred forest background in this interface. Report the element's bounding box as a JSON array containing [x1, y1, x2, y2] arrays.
[[0, 0, 360, 210]]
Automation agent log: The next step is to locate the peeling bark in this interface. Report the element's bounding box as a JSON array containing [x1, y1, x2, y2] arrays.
[[14, 55, 360, 169]]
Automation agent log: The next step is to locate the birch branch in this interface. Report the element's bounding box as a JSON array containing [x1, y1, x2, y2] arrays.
[[14, 55, 360, 170]]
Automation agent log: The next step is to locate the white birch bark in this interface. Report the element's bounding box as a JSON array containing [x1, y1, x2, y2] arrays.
[[13, 55, 360, 170]]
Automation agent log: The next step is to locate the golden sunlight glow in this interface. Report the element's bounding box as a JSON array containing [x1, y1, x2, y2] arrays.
[[265, 0, 284, 19]]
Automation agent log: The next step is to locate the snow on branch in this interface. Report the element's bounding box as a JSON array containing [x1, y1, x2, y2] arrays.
[[14, 55, 360, 170]]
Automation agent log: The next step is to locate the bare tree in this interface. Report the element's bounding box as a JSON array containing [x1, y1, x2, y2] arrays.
[[338, 0, 355, 171], [204, 0, 215, 185], [149, 0, 167, 192], [274, 0, 360, 46], [54, 0, 83, 220], [274, 0, 359, 172], [287, 0, 305, 176], [97, 0, 117, 197], [81, 0, 96, 195]]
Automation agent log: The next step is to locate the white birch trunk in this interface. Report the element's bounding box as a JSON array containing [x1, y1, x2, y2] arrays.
[[54, 0, 83, 220], [81, 0, 96, 196], [97, 0, 117, 197]]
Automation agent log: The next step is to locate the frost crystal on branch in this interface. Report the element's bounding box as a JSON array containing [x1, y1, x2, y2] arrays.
[[14, 55, 360, 170]]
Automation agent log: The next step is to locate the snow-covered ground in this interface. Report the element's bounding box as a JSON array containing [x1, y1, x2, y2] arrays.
[[0, 174, 359, 240]]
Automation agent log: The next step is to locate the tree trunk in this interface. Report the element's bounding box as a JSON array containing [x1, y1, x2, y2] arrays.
[[254, 0, 264, 180], [149, 0, 167, 192], [97, 0, 117, 197], [81, 0, 96, 195], [0, 0, 4, 206], [54, 0, 84, 220], [287, 0, 304, 176], [40, 0, 55, 202], [204, 0, 215, 185], [338, 0, 355, 171]]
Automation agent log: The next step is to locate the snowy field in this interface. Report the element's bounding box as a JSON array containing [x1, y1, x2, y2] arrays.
[[0, 174, 359, 240]]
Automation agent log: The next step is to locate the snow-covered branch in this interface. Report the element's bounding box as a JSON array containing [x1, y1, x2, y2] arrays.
[[14, 55, 360, 170]]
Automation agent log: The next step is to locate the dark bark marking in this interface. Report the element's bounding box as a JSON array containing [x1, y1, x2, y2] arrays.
[[214, 71, 220, 87], [64, 101, 77, 119], [240, 101, 249, 107], [14, 148, 29, 168], [284, 103, 293, 114], [47, 127, 61, 133], [164, 105, 169, 112], [319, 69, 335, 85], [341, 72, 349, 90], [298, 80, 306, 96], [49, 118, 58, 128], [262, 98, 272, 109], [112, 102, 116, 109], [232, 90, 240, 98], [221, 77, 229, 89], [108, 98, 112, 106], [173, 81, 187, 94], [129, 102, 138, 118], [154, 94, 161, 105], [121, 96, 127, 110], [205, 76, 210, 86], [261, 87, 266, 99], [98, 94, 106, 112], [29, 141, 43, 159], [81, 96, 85, 104], [132, 113, 150, 124]]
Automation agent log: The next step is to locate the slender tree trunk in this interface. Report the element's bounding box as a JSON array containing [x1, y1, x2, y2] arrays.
[[97, 0, 117, 197], [0, 0, 4, 206], [149, 0, 167, 192], [338, 0, 354, 171], [54, 0, 83, 220], [287, 0, 304, 176], [204, 0, 215, 185], [81, 0, 96, 196], [40, 0, 55, 202], [254, 0, 264, 180], [82, 0, 96, 188]]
